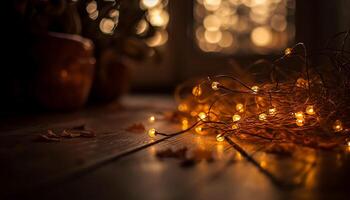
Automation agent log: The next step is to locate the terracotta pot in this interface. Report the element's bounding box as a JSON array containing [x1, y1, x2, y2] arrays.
[[90, 48, 129, 103], [33, 32, 95, 110]]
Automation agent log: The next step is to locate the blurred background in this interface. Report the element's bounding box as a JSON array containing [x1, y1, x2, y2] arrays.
[[1, 0, 350, 111]]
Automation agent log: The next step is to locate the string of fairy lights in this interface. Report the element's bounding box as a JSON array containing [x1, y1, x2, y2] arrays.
[[144, 31, 350, 149]]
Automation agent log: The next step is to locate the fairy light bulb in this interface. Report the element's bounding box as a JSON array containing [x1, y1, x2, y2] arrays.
[[333, 120, 343, 132], [182, 118, 189, 130], [211, 81, 220, 91], [216, 134, 225, 142], [284, 47, 292, 55], [259, 113, 267, 121], [232, 124, 239, 130], [149, 116, 156, 123], [296, 119, 304, 126], [295, 111, 304, 119], [148, 128, 156, 137], [306, 105, 315, 115], [251, 85, 259, 94], [192, 85, 202, 97], [198, 112, 207, 120], [236, 103, 244, 113], [195, 126, 203, 134], [347, 141, 350, 147], [232, 114, 241, 122], [268, 107, 277, 115]]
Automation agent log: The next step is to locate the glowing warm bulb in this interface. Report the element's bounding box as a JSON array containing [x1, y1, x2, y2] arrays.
[[198, 112, 207, 120], [284, 48, 292, 55], [295, 111, 304, 119], [232, 124, 239, 130], [211, 81, 220, 90], [141, 0, 160, 8], [148, 128, 156, 137], [333, 120, 343, 132], [149, 116, 156, 123], [347, 141, 350, 147], [296, 78, 309, 88], [192, 85, 202, 97], [195, 126, 203, 134], [268, 107, 277, 115], [216, 134, 225, 142], [259, 113, 267, 121], [182, 118, 188, 125], [306, 105, 315, 115], [232, 114, 241, 122], [236, 103, 244, 113], [296, 119, 304, 126], [182, 120, 189, 130], [178, 103, 188, 112], [251, 85, 259, 94]]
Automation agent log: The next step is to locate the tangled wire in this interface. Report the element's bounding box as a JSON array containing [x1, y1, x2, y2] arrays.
[[152, 31, 350, 150]]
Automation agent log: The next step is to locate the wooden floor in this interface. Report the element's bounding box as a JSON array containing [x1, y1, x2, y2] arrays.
[[1, 95, 350, 200]]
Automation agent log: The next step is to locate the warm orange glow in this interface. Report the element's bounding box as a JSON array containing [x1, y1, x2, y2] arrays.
[[232, 114, 241, 122], [203, 15, 221, 31], [295, 111, 304, 120], [285, 47, 292, 55], [136, 19, 149, 35], [149, 116, 156, 123], [211, 81, 220, 90], [259, 113, 267, 121], [251, 85, 259, 93], [192, 85, 202, 97], [218, 31, 233, 48], [236, 103, 244, 113], [178, 103, 188, 112], [268, 107, 277, 115], [86, 1, 97, 14], [204, 30, 222, 44], [333, 120, 343, 132], [146, 30, 168, 47], [147, 9, 169, 27], [204, 0, 222, 11], [231, 124, 239, 130], [99, 18, 115, 34], [306, 105, 315, 115], [216, 134, 225, 142], [198, 112, 207, 120], [251, 26, 272, 47], [148, 128, 156, 137], [296, 78, 309, 88], [296, 119, 304, 127], [141, 0, 160, 9], [195, 126, 204, 134]]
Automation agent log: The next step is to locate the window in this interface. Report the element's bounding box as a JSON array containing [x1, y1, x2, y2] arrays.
[[194, 0, 295, 54]]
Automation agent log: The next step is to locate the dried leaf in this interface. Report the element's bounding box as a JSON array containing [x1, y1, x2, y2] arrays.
[[36, 130, 61, 142], [36, 134, 61, 142], [46, 130, 60, 138]]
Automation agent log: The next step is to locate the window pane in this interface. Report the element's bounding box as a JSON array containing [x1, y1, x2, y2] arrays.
[[194, 0, 295, 54]]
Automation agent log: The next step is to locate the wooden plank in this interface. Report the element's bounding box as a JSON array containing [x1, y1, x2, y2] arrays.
[[18, 129, 350, 199], [2, 95, 350, 199], [21, 132, 283, 200], [0, 95, 177, 197]]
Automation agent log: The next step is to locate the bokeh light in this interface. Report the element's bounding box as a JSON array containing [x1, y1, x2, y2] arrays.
[[195, 0, 295, 54], [99, 18, 115, 34], [251, 26, 272, 46]]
